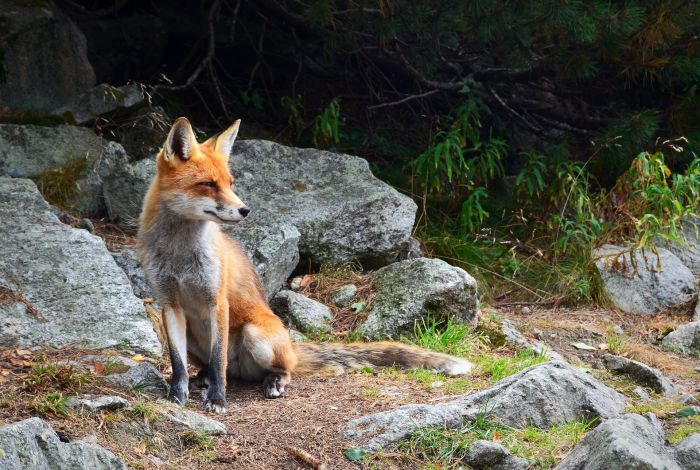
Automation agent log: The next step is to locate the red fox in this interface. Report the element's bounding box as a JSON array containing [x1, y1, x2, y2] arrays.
[[137, 118, 473, 414]]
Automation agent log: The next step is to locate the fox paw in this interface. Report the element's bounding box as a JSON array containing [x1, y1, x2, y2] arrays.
[[263, 373, 286, 399], [202, 398, 227, 415]]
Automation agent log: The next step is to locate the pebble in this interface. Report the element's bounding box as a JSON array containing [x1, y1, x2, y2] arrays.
[[612, 325, 624, 335], [290, 276, 303, 291], [678, 395, 699, 405], [521, 306, 532, 315], [633, 387, 652, 401]]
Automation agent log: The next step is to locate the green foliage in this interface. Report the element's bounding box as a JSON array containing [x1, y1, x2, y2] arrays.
[[312, 98, 341, 148], [281, 95, 304, 138], [404, 315, 485, 358], [240, 90, 264, 111], [180, 430, 214, 451], [33, 392, 69, 417], [477, 349, 549, 383]]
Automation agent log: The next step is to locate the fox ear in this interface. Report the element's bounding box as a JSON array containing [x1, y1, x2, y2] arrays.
[[214, 119, 241, 157], [164, 117, 197, 162]]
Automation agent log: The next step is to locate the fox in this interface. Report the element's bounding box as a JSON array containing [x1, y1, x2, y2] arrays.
[[137, 117, 474, 414]]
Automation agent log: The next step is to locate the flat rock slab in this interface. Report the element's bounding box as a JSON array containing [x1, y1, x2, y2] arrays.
[[157, 402, 227, 435], [67, 396, 129, 412], [358, 257, 478, 339], [661, 321, 700, 357], [593, 244, 697, 315], [270, 290, 333, 333], [602, 354, 677, 395], [343, 361, 625, 451], [0, 417, 126, 470], [555, 413, 680, 470], [0, 178, 161, 355]]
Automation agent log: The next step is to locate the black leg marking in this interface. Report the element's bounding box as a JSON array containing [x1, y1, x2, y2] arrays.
[[263, 373, 286, 399], [203, 340, 227, 414], [168, 343, 188, 406]]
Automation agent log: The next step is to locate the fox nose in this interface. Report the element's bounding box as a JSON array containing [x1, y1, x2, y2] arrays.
[[238, 207, 250, 217]]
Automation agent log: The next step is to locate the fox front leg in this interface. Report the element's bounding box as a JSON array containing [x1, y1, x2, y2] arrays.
[[163, 304, 189, 406], [202, 299, 229, 414]]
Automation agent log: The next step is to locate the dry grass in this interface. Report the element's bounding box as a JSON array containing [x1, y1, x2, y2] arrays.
[[300, 263, 376, 334], [91, 218, 137, 252], [0, 285, 44, 321]]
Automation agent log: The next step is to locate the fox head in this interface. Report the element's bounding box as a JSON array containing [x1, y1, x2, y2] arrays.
[[155, 117, 249, 224]]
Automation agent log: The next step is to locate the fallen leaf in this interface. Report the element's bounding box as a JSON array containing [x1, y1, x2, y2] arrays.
[[131, 354, 145, 362], [493, 430, 502, 442], [570, 342, 597, 351], [597, 343, 609, 350], [8, 358, 31, 367], [344, 447, 366, 461], [93, 361, 105, 374], [15, 349, 32, 357], [300, 274, 313, 289], [677, 407, 699, 417]]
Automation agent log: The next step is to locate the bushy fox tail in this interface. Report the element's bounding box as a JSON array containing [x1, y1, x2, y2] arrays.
[[293, 341, 474, 376]]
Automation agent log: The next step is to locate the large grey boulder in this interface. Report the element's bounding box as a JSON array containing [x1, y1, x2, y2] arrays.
[[0, 124, 129, 215], [602, 354, 677, 395], [675, 434, 700, 470], [0, 417, 126, 470], [0, 178, 161, 355], [0, 0, 95, 110], [54, 83, 144, 125], [665, 215, 700, 275], [343, 361, 625, 451], [593, 245, 697, 315], [358, 257, 478, 339], [111, 247, 152, 300], [231, 140, 417, 266], [555, 413, 680, 470], [102, 141, 418, 267], [270, 290, 333, 333], [661, 321, 700, 357], [464, 440, 528, 470], [224, 211, 300, 300]]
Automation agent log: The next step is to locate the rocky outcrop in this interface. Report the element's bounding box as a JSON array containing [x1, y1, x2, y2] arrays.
[[555, 413, 680, 470], [54, 84, 144, 125], [593, 245, 697, 315], [270, 290, 333, 333], [661, 321, 700, 357], [0, 178, 161, 355], [602, 354, 677, 396], [102, 140, 417, 266], [0, 417, 125, 470], [0, 0, 96, 110], [502, 319, 566, 362], [0, 124, 129, 215], [358, 257, 478, 339], [343, 361, 625, 451]]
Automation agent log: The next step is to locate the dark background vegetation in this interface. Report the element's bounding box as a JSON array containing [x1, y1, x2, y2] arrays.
[[54, 0, 700, 303]]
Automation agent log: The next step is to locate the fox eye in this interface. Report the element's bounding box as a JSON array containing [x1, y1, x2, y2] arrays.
[[199, 181, 216, 188]]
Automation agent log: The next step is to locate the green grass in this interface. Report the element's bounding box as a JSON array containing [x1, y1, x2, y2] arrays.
[[130, 400, 161, 424], [668, 416, 700, 444], [403, 315, 486, 358], [33, 392, 69, 417], [180, 430, 214, 451], [401, 411, 596, 469], [362, 386, 381, 397], [476, 349, 549, 383]]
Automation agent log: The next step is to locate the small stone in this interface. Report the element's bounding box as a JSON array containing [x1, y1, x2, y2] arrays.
[[330, 284, 358, 307], [270, 290, 332, 333], [521, 306, 532, 315], [430, 381, 445, 389], [80, 218, 96, 233], [602, 354, 677, 396], [613, 325, 625, 335], [532, 328, 543, 340], [634, 387, 652, 401], [662, 322, 700, 357], [158, 402, 226, 435], [66, 396, 129, 412], [105, 363, 167, 395], [675, 433, 700, 470], [288, 329, 308, 342], [290, 276, 303, 291], [678, 395, 700, 405], [465, 440, 528, 470]]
